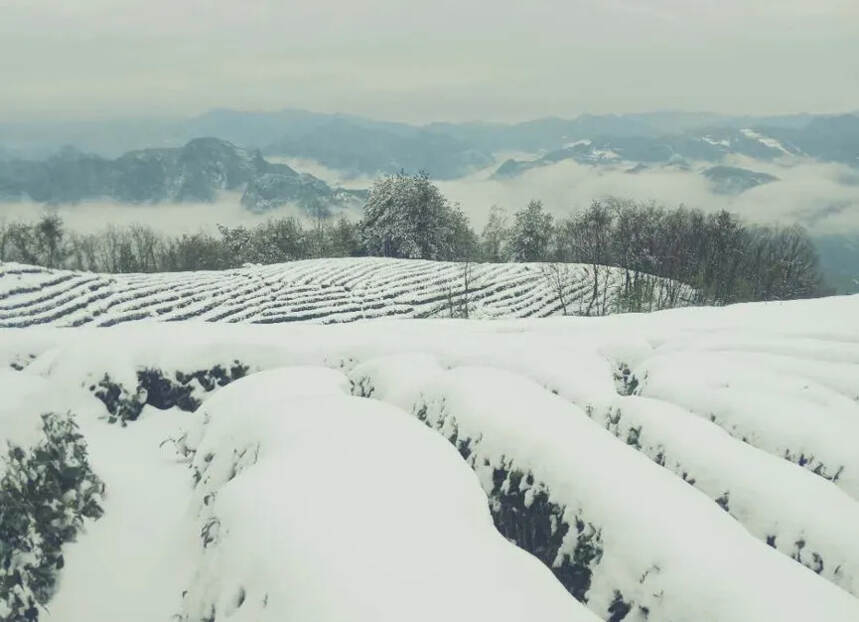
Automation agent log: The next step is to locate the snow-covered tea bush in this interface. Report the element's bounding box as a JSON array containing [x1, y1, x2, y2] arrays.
[[178, 368, 599, 622], [0, 412, 104, 621], [412, 402, 605, 602], [91, 362, 249, 424], [593, 396, 859, 595], [1, 289, 857, 621], [348, 354, 859, 621]]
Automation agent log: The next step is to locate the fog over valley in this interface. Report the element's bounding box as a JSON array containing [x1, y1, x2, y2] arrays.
[[3, 112, 857, 291]]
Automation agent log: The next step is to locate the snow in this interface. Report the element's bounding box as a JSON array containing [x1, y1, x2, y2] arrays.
[[635, 348, 859, 498], [740, 128, 794, 156], [0, 368, 105, 451], [182, 367, 600, 621], [43, 407, 197, 622], [0, 372, 60, 450], [563, 139, 593, 148], [604, 395, 859, 595], [702, 135, 731, 148], [591, 148, 621, 160], [348, 358, 859, 620], [0, 258, 690, 327], [2, 290, 859, 620]]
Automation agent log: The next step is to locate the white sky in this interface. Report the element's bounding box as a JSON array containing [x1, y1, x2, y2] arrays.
[[1, 0, 857, 123]]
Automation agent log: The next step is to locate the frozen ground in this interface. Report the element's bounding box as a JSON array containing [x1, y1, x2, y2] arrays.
[[1, 283, 858, 621]]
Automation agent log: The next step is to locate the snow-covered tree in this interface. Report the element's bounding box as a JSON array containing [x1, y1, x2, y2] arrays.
[[0, 413, 104, 622], [359, 171, 473, 260], [508, 200, 553, 261]]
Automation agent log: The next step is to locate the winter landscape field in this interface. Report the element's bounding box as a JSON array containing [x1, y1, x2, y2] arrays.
[[2, 258, 859, 621], [0, 258, 690, 328], [3, 0, 859, 620]]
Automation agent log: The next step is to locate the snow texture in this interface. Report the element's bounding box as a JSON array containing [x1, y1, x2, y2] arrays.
[[0, 284, 858, 621], [180, 368, 599, 621], [0, 257, 689, 327]]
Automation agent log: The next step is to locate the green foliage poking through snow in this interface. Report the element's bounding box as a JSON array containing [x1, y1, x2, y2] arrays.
[[411, 402, 605, 605], [91, 362, 249, 424], [612, 363, 641, 397], [0, 412, 104, 621]]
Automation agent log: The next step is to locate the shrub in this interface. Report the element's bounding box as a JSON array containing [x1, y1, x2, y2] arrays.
[[0, 412, 104, 621], [92, 362, 250, 424]]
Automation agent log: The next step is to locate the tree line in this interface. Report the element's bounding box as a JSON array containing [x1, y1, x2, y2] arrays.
[[0, 171, 827, 305]]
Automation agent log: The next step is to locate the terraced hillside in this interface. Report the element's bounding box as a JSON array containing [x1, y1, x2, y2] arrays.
[[0, 258, 689, 327], [2, 294, 858, 621]]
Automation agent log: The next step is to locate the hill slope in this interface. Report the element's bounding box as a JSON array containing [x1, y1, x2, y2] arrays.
[[1, 294, 858, 621], [0, 258, 689, 328]]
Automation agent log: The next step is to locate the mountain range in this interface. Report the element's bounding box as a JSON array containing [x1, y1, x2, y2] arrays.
[[490, 119, 858, 179], [1, 109, 858, 293], [2, 110, 857, 181], [0, 137, 365, 212]]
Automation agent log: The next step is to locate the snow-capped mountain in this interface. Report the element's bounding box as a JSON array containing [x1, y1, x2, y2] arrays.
[[491, 127, 810, 180], [2, 110, 856, 180]]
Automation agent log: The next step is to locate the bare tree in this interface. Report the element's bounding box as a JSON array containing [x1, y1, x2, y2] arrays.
[[0, 202, 827, 305], [480, 205, 510, 262], [446, 261, 473, 319], [568, 201, 613, 314], [129, 225, 161, 272], [34, 213, 65, 268], [0, 219, 9, 262], [5, 222, 39, 265], [541, 263, 571, 315]]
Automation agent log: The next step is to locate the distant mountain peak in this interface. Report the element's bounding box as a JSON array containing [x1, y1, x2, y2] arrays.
[[702, 166, 779, 195], [0, 137, 364, 211]]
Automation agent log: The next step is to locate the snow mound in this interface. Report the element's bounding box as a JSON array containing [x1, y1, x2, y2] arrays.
[[182, 367, 600, 621], [1, 293, 858, 621], [0, 371, 61, 449], [349, 356, 859, 621], [601, 394, 859, 595], [636, 349, 859, 498]]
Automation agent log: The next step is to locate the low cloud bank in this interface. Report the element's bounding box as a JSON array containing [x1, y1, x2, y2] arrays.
[[437, 157, 859, 234], [1, 156, 857, 237], [0, 192, 352, 235]]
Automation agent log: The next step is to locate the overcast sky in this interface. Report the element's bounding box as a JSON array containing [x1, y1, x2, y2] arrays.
[[1, 0, 857, 123]]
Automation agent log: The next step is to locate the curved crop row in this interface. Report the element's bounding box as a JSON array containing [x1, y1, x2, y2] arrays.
[[0, 258, 689, 327], [347, 354, 859, 621]]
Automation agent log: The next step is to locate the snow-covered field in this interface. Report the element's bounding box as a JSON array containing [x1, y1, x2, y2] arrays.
[[0, 258, 687, 327], [1, 269, 858, 621]]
